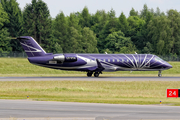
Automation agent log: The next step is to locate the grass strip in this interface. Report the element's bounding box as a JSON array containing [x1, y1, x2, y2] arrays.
[[0, 80, 180, 105]]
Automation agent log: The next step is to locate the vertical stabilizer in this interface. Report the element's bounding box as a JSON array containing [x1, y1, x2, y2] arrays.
[[17, 36, 46, 57]]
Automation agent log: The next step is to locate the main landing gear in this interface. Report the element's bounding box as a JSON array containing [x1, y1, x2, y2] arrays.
[[158, 70, 162, 77], [87, 71, 93, 77], [87, 71, 102, 77], [94, 72, 99, 77]]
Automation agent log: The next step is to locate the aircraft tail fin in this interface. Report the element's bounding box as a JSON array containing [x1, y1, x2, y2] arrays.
[[17, 36, 46, 57]]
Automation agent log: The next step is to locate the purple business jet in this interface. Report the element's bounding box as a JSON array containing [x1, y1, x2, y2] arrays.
[[17, 36, 172, 77]]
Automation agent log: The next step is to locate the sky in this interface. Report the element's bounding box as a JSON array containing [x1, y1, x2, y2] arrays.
[[16, 0, 180, 18]]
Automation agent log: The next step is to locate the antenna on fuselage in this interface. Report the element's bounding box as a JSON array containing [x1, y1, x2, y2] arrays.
[[105, 52, 108, 54], [135, 52, 137, 54]]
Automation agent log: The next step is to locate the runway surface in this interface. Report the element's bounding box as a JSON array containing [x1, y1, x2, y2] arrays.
[[1, 99, 180, 119], [0, 76, 180, 81]]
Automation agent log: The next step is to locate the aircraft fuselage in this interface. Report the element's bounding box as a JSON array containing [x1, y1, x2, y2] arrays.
[[28, 53, 172, 72]]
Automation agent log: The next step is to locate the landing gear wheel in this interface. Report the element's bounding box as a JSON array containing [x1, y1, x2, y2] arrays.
[[94, 72, 99, 77], [158, 74, 162, 77], [87, 72, 93, 77], [158, 71, 162, 77]]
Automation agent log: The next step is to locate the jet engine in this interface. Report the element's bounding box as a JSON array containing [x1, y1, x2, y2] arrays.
[[53, 54, 77, 63]]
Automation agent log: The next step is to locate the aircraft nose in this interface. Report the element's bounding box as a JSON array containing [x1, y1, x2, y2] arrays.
[[165, 62, 172, 69]]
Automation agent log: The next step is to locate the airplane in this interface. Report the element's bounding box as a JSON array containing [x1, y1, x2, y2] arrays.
[[17, 36, 172, 77]]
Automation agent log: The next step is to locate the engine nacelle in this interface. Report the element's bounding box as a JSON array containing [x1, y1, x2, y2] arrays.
[[64, 54, 77, 62], [53, 55, 65, 62], [53, 54, 77, 63]]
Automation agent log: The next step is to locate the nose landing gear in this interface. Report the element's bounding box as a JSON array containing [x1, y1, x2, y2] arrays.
[[158, 70, 162, 77]]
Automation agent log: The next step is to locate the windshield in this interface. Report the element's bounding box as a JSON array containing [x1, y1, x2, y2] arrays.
[[154, 56, 164, 62]]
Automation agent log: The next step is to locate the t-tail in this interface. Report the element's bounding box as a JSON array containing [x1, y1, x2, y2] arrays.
[[17, 36, 47, 57]]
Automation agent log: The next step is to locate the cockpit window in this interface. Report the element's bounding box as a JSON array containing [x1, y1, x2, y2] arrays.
[[155, 57, 164, 62]]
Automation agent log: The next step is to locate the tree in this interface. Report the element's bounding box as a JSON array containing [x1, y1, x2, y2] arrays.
[[78, 6, 91, 28], [53, 42, 63, 53], [105, 31, 136, 53], [167, 9, 180, 55], [127, 16, 145, 49], [147, 16, 171, 55], [90, 10, 101, 27], [65, 13, 84, 53], [42, 33, 63, 53], [53, 11, 68, 52], [23, 0, 52, 48], [91, 10, 108, 42], [118, 12, 129, 35], [1, 0, 23, 51], [108, 8, 116, 19], [0, 3, 11, 52], [1, 0, 23, 37], [140, 4, 149, 19], [154, 7, 165, 16], [68, 13, 81, 32], [0, 28, 11, 52], [140, 4, 154, 26], [68, 27, 82, 53], [81, 27, 98, 53], [127, 16, 145, 35], [135, 4, 154, 53], [0, 3, 9, 28], [129, 8, 138, 16], [98, 9, 118, 52]]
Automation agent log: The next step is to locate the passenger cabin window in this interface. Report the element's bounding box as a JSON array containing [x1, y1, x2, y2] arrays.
[[108, 59, 110, 62]]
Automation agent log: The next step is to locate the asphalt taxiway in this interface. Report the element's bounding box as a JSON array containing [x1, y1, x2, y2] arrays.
[[0, 76, 180, 81], [1, 99, 180, 119]]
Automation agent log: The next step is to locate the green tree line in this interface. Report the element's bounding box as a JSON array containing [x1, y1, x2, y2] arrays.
[[0, 0, 180, 56]]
